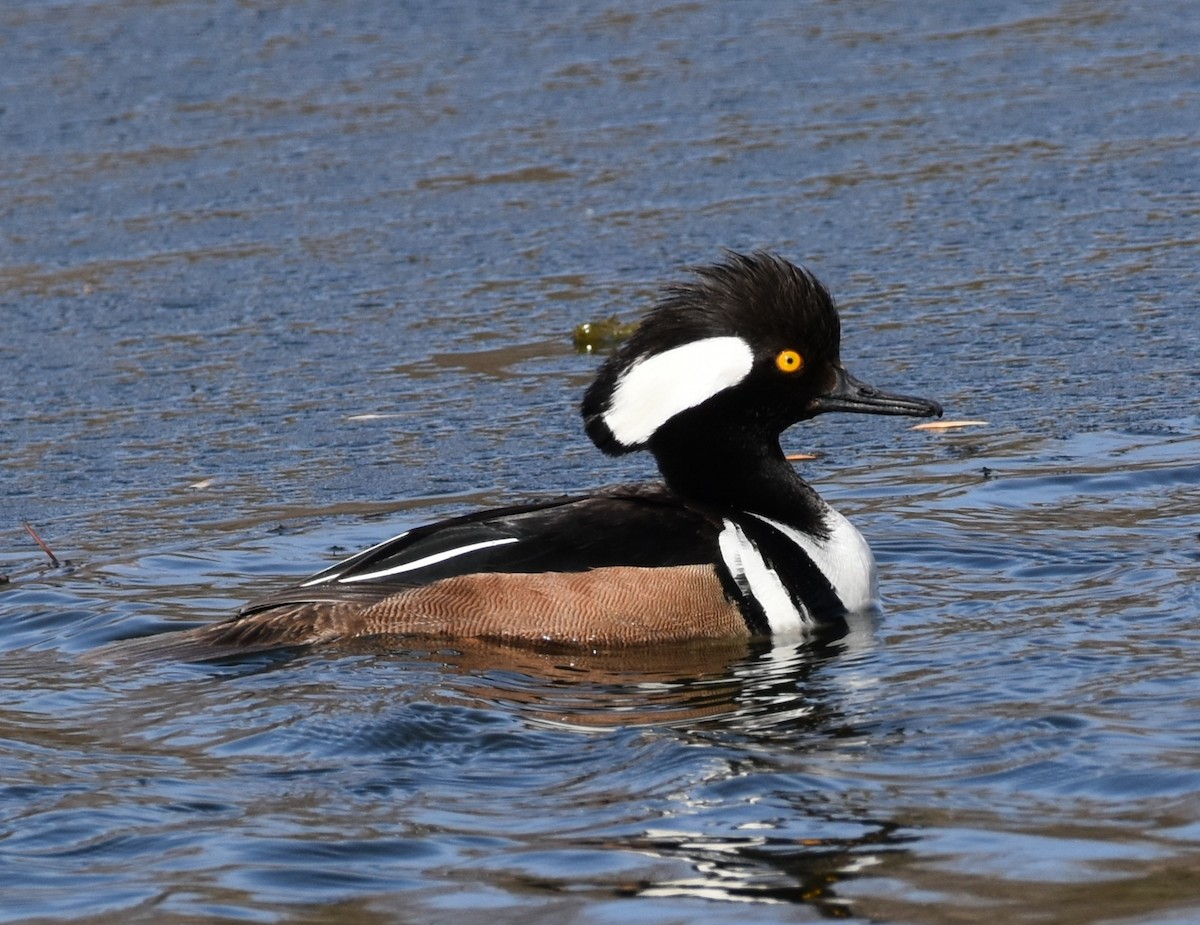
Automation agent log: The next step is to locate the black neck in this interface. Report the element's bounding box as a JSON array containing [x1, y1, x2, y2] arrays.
[[649, 415, 830, 538]]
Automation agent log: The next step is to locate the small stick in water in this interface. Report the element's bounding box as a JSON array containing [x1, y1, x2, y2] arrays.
[[911, 420, 989, 431], [22, 521, 61, 569]]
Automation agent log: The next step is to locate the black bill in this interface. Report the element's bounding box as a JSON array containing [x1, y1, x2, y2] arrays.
[[809, 365, 943, 418]]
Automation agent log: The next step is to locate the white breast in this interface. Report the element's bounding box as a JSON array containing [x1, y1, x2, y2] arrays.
[[749, 507, 879, 613], [717, 503, 878, 637], [718, 519, 814, 635]]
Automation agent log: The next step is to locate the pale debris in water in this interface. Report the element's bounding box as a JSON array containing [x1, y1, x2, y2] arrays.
[[911, 420, 989, 430]]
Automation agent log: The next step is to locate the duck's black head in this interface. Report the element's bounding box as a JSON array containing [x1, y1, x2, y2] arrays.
[[581, 251, 942, 467]]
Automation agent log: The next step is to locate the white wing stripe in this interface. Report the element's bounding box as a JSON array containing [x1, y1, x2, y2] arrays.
[[332, 536, 521, 583]]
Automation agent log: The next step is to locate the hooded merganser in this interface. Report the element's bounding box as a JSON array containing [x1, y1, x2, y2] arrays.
[[146, 252, 941, 657]]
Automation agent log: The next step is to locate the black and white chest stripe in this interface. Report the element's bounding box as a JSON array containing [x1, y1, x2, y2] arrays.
[[716, 504, 878, 636]]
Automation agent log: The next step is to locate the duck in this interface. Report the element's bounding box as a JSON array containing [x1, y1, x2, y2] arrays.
[[139, 251, 941, 659]]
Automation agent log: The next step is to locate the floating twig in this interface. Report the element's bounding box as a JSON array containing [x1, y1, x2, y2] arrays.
[[22, 521, 61, 569], [911, 420, 989, 431]]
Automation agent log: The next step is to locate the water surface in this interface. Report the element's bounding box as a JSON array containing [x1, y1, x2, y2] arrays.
[[2, 2, 1199, 923]]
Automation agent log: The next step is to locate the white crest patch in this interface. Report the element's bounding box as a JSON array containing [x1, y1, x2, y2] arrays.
[[749, 508, 878, 613], [603, 336, 754, 447], [718, 519, 814, 635]]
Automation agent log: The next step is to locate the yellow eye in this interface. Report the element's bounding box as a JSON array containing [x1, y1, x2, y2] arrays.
[[775, 349, 804, 374]]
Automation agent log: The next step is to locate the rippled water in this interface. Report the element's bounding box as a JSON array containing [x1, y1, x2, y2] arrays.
[[3, 1, 1199, 923]]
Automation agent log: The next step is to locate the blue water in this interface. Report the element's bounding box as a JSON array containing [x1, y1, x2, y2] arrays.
[[3, 2, 1199, 922]]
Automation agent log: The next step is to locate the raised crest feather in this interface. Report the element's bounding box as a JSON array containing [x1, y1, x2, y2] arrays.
[[582, 251, 841, 454]]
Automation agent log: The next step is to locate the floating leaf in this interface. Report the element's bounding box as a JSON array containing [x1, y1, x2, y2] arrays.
[[572, 316, 638, 353]]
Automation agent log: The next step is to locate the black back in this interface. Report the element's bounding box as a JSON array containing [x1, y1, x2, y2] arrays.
[[240, 484, 722, 616]]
